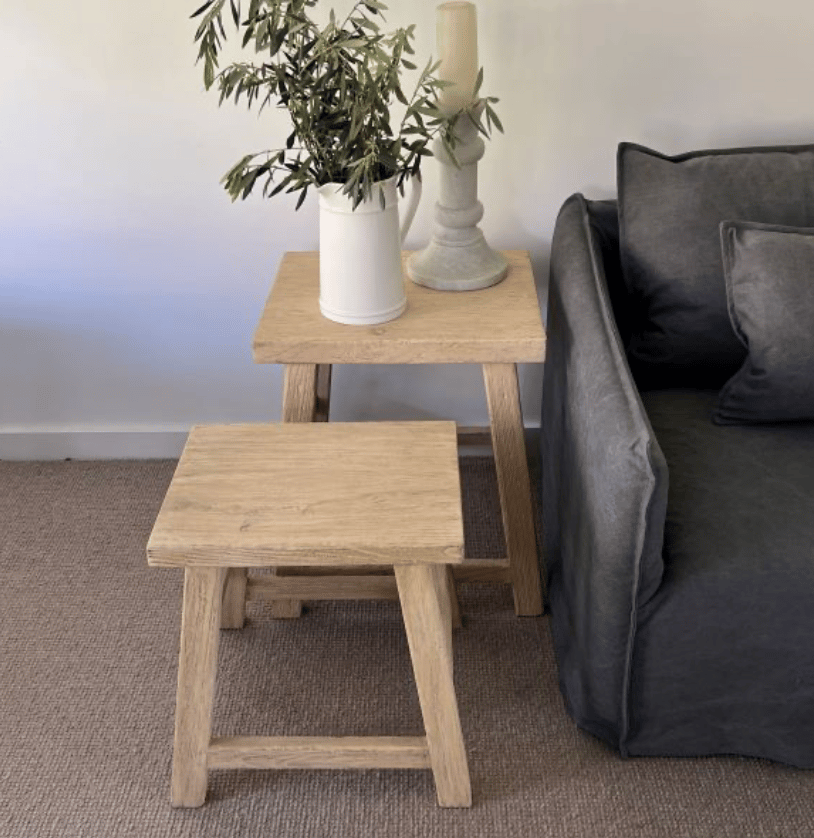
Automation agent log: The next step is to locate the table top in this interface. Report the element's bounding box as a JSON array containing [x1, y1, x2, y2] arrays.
[[253, 251, 546, 365], [147, 422, 464, 568]]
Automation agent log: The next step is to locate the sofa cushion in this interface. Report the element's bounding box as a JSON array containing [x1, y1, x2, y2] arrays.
[[617, 142, 814, 388], [630, 389, 814, 765], [714, 221, 814, 424]]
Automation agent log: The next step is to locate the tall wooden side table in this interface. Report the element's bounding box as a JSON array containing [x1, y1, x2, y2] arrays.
[[231, 249, 546, 621]]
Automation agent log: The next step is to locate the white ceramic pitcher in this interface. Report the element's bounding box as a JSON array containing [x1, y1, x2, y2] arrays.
[[317, 176, 421, 325]]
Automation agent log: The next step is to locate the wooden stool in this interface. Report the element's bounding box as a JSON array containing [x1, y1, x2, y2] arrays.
[[147, 421, 471, 808]]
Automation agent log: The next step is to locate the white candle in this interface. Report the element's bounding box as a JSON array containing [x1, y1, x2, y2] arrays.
[[436, 2, 479, 115]]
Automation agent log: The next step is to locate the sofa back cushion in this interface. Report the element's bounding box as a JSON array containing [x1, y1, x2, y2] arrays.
[[617, 142, 814, 388], [585, 199, 633, 348]]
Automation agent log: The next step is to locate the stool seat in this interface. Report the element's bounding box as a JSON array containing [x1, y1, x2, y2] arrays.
[[147, 420, 471, 809], [147, 422, 464, 568]]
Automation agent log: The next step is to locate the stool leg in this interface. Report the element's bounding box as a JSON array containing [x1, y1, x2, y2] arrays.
[[395, 564, 471, 808], [171, 566, 224, 807], [221, 568, 247, 629]]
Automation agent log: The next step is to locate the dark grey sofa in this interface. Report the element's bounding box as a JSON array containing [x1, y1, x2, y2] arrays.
[[542, 180, 814, 767]]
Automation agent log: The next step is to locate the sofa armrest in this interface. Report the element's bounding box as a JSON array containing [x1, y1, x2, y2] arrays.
[[542, 193, 668, 752]]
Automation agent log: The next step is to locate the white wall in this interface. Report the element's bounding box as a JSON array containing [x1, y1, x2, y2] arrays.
[[2, 0, 814, 458]]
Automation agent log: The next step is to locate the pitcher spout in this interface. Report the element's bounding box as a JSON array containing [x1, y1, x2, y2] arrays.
[[316, 181, 342, 199]]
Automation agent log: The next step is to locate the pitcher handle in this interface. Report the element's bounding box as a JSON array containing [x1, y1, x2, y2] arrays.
[[399, 175, 422, 243]]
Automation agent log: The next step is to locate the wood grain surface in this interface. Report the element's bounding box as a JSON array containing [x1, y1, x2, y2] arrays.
[[171, 567, 224, 807], [247, 574, 400, 601], [147, 422, 464, 568], [253, 251, 545, 365], [483, 364, 544, 615], [396, 564, 471, 807], [207, 736, 431, 770]]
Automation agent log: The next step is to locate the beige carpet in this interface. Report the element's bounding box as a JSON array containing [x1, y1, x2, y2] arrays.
[[1, 458, 812, 838]]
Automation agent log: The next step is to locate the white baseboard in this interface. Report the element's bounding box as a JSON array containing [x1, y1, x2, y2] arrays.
[[1, 425, 541, 461], [0, 428, 190, 461]]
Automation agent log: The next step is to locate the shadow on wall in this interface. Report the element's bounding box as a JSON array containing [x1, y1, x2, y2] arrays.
[[330, 360, 544, 430], [0, 220, 284, 431], [0, 307, 277, 430]]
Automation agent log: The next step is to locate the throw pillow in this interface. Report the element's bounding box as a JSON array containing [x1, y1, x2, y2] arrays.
[[617, 142, 814, 387], [713, 220, 814, 424]]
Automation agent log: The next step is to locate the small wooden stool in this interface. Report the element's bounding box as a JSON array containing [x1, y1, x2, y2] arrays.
[[147, 421, 471, 808]]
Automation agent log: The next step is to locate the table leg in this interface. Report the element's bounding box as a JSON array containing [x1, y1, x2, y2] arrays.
[[314, 363, 332, 423], [270, 363, 323, 618], [171, 566, 224, 807], [446, 566, 463, 630], [482, 363, 544, 616], [282, 363, 319, 422], [395, 564, 471, 807]]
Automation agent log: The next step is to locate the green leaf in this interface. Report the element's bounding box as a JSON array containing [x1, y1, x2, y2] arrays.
[[295, 186, 309, 210], [241, 169, 261, 199], [485, 104, 503, 133], [442, 135, 460, 168], [221, 153, 255, 182], [204, 60, 215, 89], [191, 0, 216, 19], [474, 66, 484, 94], [353, 16, 379, 33], [270, 171, 297, 196], [470, 110, 489, 138]]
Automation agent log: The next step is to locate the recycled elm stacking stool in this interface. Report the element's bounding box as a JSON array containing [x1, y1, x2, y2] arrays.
[[146, 421, 471, 808]]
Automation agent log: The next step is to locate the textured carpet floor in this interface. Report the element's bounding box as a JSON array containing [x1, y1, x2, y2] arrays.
[[1, 458, 812, 838]]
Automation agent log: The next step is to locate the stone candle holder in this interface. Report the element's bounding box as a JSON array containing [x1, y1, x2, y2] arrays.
[[407, 103, 508, 291]]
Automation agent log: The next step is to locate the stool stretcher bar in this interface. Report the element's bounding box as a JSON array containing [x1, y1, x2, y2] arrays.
[[270, 558, 512, 584], [247, 575, 399, 601], [207, 736, 431, 771]]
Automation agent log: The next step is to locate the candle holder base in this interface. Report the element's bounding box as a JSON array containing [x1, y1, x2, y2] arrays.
[[407, 236, 508, 291]]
